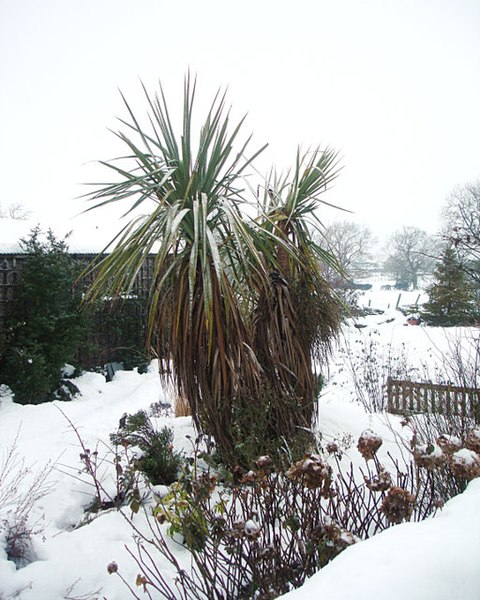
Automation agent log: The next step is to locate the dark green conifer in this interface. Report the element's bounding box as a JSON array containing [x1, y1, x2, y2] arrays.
[[0, 227, 88, 403], [421, 246, 478, 326]]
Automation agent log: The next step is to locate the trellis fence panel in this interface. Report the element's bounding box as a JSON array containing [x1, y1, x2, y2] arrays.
[[0, 253, 156, 367]]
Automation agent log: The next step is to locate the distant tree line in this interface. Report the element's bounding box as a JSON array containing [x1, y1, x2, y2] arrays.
[[0, 202, 30, 220], [322, 179, 480, 325]]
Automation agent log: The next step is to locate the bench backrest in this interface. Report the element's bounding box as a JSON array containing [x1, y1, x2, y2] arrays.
[[387, 377, 480, 420]]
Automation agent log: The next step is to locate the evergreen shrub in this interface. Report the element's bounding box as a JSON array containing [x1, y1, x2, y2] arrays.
[[421, 246, 478, 326], [0, 227, 89, 404], [110, 410, 183, 485]]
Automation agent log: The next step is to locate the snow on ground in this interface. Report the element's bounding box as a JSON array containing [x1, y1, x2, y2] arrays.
[[283, 478, 480, 600], [1, 288, 480, 599], [0, 365, 196, 599], [356, 283, 427, 314]]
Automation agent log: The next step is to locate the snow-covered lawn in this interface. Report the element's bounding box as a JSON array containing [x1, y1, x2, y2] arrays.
[[1, 293, 480, 599]]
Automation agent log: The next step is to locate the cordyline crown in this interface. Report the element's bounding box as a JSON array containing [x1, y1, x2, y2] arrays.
[[82, 74, 343, 467]]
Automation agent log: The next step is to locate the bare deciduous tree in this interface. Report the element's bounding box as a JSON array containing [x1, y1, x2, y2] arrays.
[[442, 180, 480, 283], [384, 226, 437, 290], [0, 202, 31, 220], [322, 220, 375, 286]]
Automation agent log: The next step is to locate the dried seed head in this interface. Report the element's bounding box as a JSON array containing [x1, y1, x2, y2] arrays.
[[357, 430, 383, 460], [413, 443, 446, 470], [436, 434, 462, 455], [450, 449, 480, 481], [310, 517, 358, 553], [465, 428, 480, 455], [381, 486, 415, 524], [193, 473, 217, 501], [136, 574, 148, 591], [258, 544, 275, 560], [256, 455, 272, 468], [364, 466, 392, 492], [244, 519, 261, 539], [286, 453, 333, 496], [325, 441, 339, 454], [241, 470, 257, 483], [211, 516, 226, 538], [231, 520, 246, 538], [107, 561, 118, 574]]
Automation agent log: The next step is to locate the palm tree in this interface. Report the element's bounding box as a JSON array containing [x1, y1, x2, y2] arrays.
[[252, 150, 343, 442], [82, 76, 342, 467]]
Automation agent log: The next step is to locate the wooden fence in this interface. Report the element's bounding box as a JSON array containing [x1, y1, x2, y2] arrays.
[[0, 254, 24, 332], [0, 252, 156, 367], [387, 377, 480, 420]]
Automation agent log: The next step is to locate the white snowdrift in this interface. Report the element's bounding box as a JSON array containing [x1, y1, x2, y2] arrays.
[[282, 478, 480, 600], [1, 310, 480, 599]]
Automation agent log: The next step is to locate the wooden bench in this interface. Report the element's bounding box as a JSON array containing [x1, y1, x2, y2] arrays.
[[386, 377, 480, 421]]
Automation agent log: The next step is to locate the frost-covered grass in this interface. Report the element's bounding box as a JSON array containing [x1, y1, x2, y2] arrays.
[[1, 290, 480, 599]]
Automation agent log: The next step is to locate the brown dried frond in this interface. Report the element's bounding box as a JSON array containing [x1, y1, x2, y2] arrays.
[[357, 430, 383, 461], [253, 273, 315, 428], [252, 268, 342, 445], [174, 393, 191, 417], [157, 265, 263, 465], [381, 486, 415, 524], [290, 277, 343, 364]]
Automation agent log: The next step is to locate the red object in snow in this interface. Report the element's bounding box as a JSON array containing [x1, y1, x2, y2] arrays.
[[406, 317, 421, 326]]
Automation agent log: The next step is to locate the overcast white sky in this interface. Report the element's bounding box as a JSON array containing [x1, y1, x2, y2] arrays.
[[1, 0, 480, 244]]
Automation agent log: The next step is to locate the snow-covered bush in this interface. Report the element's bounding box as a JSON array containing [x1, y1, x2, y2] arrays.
[[111, 428, 463, 599], [340, 329, 420, 413], [0, 436, 54, 568], [118, 448, 361, 598], [110, 411, 183, 487], [405, 416, 480, 504]]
